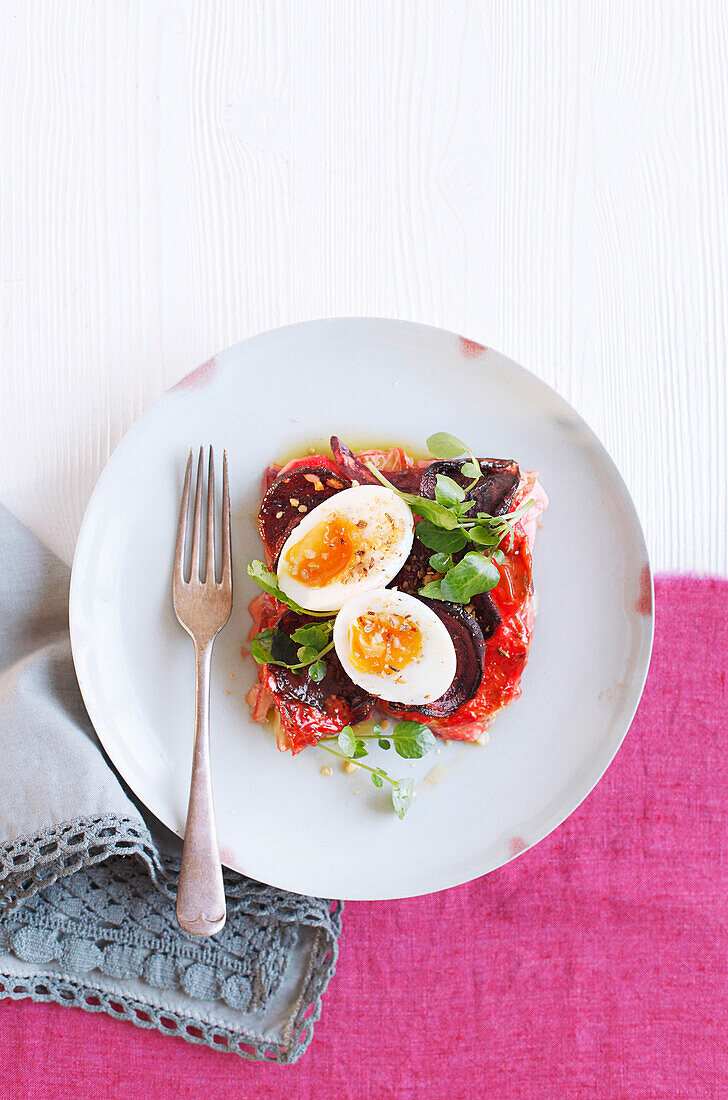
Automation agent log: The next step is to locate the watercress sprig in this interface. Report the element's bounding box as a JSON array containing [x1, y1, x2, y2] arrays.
[[365, 432, 534, 605], [427, 432, 483, 491], [320, 721, 436, 817], [251, 619, 335, 682]]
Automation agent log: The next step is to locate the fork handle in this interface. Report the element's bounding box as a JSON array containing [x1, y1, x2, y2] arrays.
[[176, 640, 226, 936]]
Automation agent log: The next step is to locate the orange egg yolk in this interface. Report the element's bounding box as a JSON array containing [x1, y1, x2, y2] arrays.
[[348, 612, 422, 676], [285, 515, 357, 586]]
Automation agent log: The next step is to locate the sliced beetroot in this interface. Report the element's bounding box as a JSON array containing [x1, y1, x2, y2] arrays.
[[469, 593, 502, 641], [267, 610, 375, 723], [331, 439, 431, 494], [258, 464, 352, 563], [420, 458, 520, 516], [386, 598, 485, 718], [387, 465, 430, 494], [329, 436, 380, 485]]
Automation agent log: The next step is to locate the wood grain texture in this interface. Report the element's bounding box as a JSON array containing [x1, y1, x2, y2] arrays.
[[1, 1, 726, 571]]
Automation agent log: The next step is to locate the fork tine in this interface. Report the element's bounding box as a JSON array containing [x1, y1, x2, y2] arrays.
[[221, 449, 231, 586], [175, 450, 193, 583], [206, 447, 216, 582], [190, 446, 204, 582]]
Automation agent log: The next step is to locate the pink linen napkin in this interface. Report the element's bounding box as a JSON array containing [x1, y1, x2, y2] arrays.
[[1, 576, 726, 1099]]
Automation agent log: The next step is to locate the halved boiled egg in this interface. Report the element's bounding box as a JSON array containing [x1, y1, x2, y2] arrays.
[[276, 486, 414, 612], [333, 588, 457, 705]]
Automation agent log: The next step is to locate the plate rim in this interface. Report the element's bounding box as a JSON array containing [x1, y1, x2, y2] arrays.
[[69, 316, 655, 900]]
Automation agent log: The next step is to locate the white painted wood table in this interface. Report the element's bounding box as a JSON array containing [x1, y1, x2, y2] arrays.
[[1, 2, 726, 574]]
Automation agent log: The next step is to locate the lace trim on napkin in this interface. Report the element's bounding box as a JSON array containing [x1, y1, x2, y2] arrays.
[[0, 814, 161, 910], [0, 815, 342, 1062]]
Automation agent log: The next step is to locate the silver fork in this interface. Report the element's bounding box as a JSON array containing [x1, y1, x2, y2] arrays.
[[173, 447, 232, 936]]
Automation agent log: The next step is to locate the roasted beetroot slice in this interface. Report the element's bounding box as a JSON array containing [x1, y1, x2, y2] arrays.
[[258, 464, 351, 563], [469, 593, 502, 641], [267, 610, 376, 723], [329, 436, 381, 485], [331, 439, 429, 493], [387, 599, 486, 718], [387, 466, 430, 493], [420, 459, 520, 516]]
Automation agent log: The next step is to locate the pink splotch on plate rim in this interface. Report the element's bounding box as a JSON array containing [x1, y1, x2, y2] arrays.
[[508, 836, 528, 856], [169, 358, 217, 392], [458, 337, 486, 360], [635, 564, 653, 616]]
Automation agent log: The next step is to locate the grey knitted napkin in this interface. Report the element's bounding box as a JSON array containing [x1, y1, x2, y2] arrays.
[[0, 505, 341, 1063]]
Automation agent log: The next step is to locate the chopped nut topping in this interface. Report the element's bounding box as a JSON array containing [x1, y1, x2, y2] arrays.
[[289, 498, 299, 506], [320, 766, 332, 776], [343, 761, 356, 774], [276, 510, 283, 519], [298, 505, 307, 512]]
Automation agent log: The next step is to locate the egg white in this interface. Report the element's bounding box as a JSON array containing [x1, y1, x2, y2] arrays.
[[276, 486, 414, 612], [333, 588, 457, 705]]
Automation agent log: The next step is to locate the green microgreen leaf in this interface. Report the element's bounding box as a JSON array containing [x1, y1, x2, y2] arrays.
[[429, 552, 452, 574], [399, 493, 460, 529], [439, 552, 501, 603], [391, 721, 437, 759], [426, 432, 467, 460], [251, 619, 335, 675], [291, 622, 333, 648], [371, 772, 384, 788], [377, 738, 391, 750], [415, 522, 468, 553], [337, 726, 357, 757], [418, 579, 445, 600], [461, 462, 480, 478], [469, 525, 500, 548], [392, 779, 415, 819], [492, 548, 506, 565], [434, 474, 465, 508], [250, 627, 299, 667]]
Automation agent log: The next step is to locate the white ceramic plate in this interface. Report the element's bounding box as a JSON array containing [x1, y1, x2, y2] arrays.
[[70, 319, 653, 900]]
